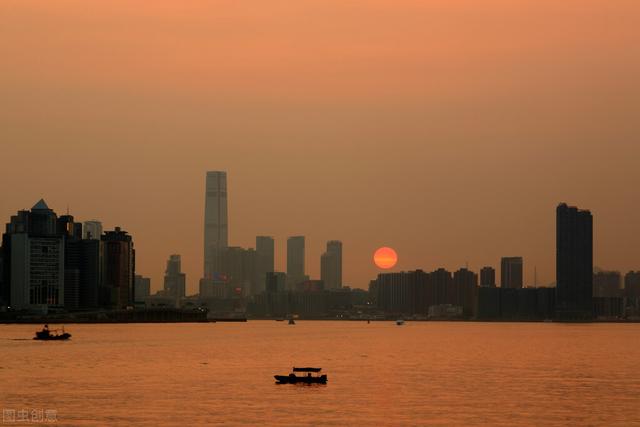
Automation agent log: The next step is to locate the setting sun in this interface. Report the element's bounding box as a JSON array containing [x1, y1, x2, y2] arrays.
[[373, 247, 398, 269]]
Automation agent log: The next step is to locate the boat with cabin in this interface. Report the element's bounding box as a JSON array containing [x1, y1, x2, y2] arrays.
[[274, 367, 327, 384], [33, 325, 71, 341]]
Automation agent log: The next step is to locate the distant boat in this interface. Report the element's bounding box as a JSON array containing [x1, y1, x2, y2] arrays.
[[275, 367, 327, 384], [288, 318, 296, 325], [33, 325, 71, 341], [396, 319, 405, 326]]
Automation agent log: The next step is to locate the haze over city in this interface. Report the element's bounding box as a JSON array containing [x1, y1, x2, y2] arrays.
[[2, 0, 639, 294]]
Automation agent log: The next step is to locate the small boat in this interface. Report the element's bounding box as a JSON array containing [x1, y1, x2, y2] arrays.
[[288, 318, 296, 325], [396, 319, 405, 326], [33, 325, 71, 341], [275, 367, 327, 385]]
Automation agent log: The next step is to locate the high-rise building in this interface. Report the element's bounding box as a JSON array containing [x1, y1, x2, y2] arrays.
[[593, 270, 622, 298], [453, 268, 479, 316], [625, 271, 640, 299], [321, 240, 342, 290], [83, 220, 103, 240], [287, 236, 305, 288], [501, 257, 523, 289], [266, 272, 287, 293], [134, 275, 151, 301], [218, 246, 255, 293], [164, 254, 186, 299], [3, 200, 65, 310], [480, 266, 496, 287], [102, 227, 135, 308], [204, 171, 228, 279], [556, 203, 593, 320], [255, 236, 275, 294]]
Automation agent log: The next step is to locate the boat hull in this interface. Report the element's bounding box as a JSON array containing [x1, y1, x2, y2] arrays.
[[274, 375, 327, 384], [34, 332, 71, 340]]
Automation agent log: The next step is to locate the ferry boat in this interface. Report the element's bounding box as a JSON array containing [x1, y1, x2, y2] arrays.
[[33, 325, 71, 341], [275, 367, 327, 384]]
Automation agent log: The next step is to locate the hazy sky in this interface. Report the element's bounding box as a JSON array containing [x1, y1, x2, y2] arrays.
[[1, 1, 639, 293]]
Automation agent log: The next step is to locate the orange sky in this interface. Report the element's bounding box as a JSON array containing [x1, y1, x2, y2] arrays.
[[1, 1, 639, 293]]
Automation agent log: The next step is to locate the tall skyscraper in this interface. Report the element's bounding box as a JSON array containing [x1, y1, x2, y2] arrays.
[[134, 275, 151, 301], [593, 270, 622, 298], [501, 257, 523, 289], [255, 236, 275, 294], [204, 171, 228, 279], [164, 254, 186, 300], [3, 200, 65, 310], [556, 203, 593, 320], [287, 236, 305, 289], [480, 266, 496, 287], [321, 240, 343, 289], [102, 227, 135, 308]]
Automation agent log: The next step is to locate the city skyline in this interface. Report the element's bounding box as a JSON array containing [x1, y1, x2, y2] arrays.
[[2, 2, 639, 295], [2, 191, 637, 296]]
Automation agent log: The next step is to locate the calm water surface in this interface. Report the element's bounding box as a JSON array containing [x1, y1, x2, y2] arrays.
[[1, 321, 640, 426]]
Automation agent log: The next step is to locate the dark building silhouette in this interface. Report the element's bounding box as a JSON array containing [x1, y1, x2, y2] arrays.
[[476, 286, 555, 320], [101, 227, 135, 308], [452, 268, 478, 317], [255, 236, 275, 295], [218, 246, 256, 294], [286, 236, 306, 289], [163, 254, 186, 300], [134, 275, 151, 301], [501, 257, 523, 289], [374, 268, 478, 318], [593, 270, 622, 298], [2, 200, 65, 310], [480, 266, 496, 287], [203, 171, 228, 280], [555, 203, 593, 320], [626, 271, 640, 298], [320, 240, 342, 290]]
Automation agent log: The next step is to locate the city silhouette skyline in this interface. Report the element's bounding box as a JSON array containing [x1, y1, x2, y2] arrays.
[[1, 2, 638, 295]]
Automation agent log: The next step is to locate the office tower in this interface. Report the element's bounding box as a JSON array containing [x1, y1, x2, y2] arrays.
[[135, 275, 151, 301], [321, 240, 342, 290], [59, 214, 82, 310], [83, 220, 103, 240], [287, 236, 305, 288], [480, 266, 496, 287], [3, 200, 65, 310], [501, 257, 523, 289], [625, 271, 640, 299], [218, 246, 255, 292], [453, 268, 479, 316], [102, 227, 135, 308], [204, 171, 228, 279], [255, 236, 275, 294], [593, 270, 622, 298], [78, 239, 102, 309], [556, 203, 593, 320], [164, 254, 186, 299], [266, 272, 287, 293]]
